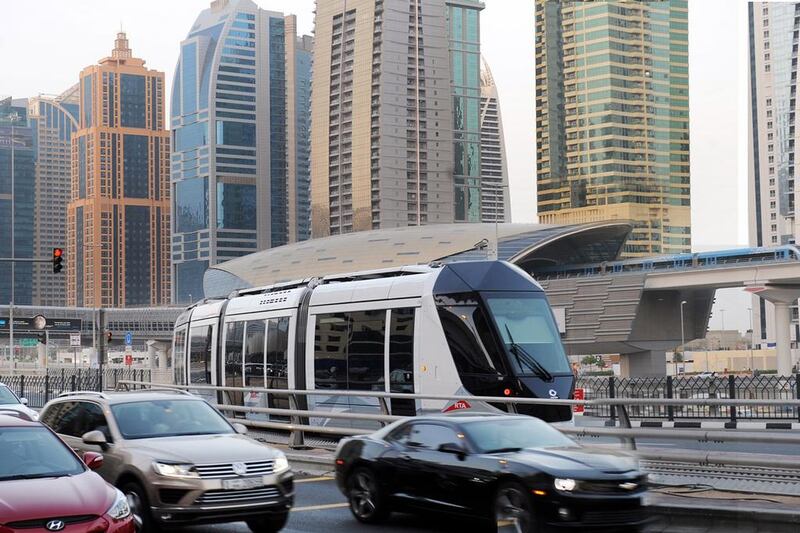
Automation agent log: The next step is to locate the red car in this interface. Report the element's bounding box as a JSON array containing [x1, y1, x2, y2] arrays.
[[0, 412, 134, 533]]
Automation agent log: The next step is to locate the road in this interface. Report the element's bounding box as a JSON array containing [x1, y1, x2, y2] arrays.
[[186, 475, 512, 533]]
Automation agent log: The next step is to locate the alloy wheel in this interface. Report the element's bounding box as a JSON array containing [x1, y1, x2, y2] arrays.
[[125, 490, 144, 532], [349, 470, 378, 519], [495, 485, 533, 533]]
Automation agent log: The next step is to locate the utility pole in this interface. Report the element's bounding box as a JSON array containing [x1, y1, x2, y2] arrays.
[[8, 114, 16, 369]]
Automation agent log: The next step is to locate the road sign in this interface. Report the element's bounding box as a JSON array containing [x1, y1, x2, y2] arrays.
[[70, 334, 81, 347], [573, 388, 585, 414], [125, 331, 133, 345], [125, 354, 133, 366], [20, 338, 38, 347]]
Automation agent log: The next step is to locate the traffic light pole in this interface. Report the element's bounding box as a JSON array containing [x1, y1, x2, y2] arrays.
[[98, 308, 106, 390]]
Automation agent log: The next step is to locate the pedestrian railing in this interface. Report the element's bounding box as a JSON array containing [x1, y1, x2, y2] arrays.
[[577, 374, 800, 421]]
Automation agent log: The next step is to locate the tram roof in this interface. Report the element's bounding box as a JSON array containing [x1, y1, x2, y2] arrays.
[[203, 221, 633, 298]]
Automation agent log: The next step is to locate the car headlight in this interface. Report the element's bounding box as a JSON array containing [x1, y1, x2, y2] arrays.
[[153, 462, 199, 478], [554, 478, 576, 492], [107, 489, 131, 520], [273, 453, 290, 474]]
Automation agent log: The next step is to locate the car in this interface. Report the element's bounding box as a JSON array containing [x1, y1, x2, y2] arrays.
[[39, 390, 293, 532], [0, 382, 39, 421], [334, 414, 649, 532], [0, 412, 134, 533]]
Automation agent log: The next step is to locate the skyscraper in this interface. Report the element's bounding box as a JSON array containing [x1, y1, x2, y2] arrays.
[[0, 98, 35, 306], [170, 0, 313, 304], [310, 0, 484, 238], [28, 86, 80, 307], [535, 0, 691, 257], [479, 57, 510, 223], [67, 33, 171, 307], [748, 2, 800, 345]]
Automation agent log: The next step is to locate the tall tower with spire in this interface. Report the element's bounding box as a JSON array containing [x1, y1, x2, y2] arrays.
[[67, 33, 171, 307]]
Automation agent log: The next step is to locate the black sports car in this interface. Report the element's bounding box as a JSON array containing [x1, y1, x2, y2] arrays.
[[334, 415, 649, 532]]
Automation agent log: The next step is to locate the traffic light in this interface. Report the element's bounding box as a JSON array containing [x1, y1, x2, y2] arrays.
[[107, 331, 112, 343], [52, 248, 64, 274], [37, 332, 46, 344]]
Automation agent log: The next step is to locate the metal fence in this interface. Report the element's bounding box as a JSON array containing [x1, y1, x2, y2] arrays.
[[577, 375, 800, 421], [0, 368, 151, 408]]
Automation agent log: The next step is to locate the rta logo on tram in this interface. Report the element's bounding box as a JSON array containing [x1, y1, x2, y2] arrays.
[[548, 389, 559, 398], [443, 400, 472, 413]]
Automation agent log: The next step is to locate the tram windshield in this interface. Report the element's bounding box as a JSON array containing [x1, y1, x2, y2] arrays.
[[484, 292, 570, 375]]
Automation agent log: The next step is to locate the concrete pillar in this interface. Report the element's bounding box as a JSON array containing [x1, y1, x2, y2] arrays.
[[37, 343, 46, 368], [774, 302, 793, 375], [619, 350, 667, 377], [157, 347, 167, 371], [147, 343, 157, 370]]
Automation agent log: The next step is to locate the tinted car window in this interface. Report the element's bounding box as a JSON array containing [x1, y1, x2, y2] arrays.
[[111, 399, 233, 439], [0, 427, 85, 480], [0, 386, 20, 404], [406, 423, 461, 450], [463, 418, 576, 453], [83, 402, 112, 441], [41, 401, 83, 437]]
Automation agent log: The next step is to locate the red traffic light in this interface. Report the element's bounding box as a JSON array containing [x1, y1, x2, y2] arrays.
[[52, 248, 64, 274], [53, 248, 63, 258]]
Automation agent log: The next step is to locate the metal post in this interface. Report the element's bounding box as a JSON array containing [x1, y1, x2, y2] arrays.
[[679, 300, 687, 375], [98, 308, 105, 388], [608, 376, 616, 423], [795, 373, 800, 423], [9, 117, 14, 372], [70, 374, 76, 392], [666, 376, 674, 421], [748, 307, 755, 372], [728, 374, 737, 426], [19, 374, 24, 401], [44, 374, 49, 403]]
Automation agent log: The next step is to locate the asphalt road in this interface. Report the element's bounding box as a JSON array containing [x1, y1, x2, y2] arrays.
[[185, 475, 514, 533]]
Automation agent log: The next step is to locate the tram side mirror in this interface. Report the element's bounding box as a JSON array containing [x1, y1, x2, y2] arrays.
[[438, 442, 467, 458], [233, 423, 248, 435]]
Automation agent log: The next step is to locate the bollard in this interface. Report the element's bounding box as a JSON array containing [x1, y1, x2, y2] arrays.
[[19, 375, 24, 403], [728, 374, 737, 426], [44, 374, 50, 403], [666, 376, 674, 421]]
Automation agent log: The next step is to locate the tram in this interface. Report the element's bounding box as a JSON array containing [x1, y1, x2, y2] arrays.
[[172, 260, 575, 423]]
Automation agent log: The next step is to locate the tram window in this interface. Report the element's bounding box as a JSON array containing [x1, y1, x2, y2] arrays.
[[189, 326, 213, 385], [348, 310, 385, 391], [389, 308, 415, 393], [266, 317, 289, 388], [437, 301, 502, 376], [244, 320, 266, 388], [314, 311, 386, 391], [225, 322, 245, 385], [173, 329, 187, 386]]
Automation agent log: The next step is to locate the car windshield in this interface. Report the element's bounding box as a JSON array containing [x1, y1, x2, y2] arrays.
[[0, 386, 20, 404], [111, 399, 234, 439], [463, 418, 577, 453], [0, 426, 85, 480], [484, 292, 571, 374]]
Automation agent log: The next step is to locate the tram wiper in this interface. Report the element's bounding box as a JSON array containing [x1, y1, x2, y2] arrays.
[[504, 325, 553, 382]]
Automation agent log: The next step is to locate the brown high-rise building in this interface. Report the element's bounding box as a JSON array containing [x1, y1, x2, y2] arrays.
[[67, 33, 171, 307]]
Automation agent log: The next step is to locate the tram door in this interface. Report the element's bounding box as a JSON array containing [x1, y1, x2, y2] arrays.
[[188, 323, 217, 403]]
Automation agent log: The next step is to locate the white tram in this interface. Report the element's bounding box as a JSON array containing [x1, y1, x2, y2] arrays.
[[172, 260, 575, 423]]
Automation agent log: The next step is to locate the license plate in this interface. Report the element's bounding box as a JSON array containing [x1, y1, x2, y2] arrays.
[[222, 477, 265, 490]]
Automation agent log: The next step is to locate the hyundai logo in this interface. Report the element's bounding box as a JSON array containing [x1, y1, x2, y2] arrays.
[[45, 520, 65, 532], [548, 389, 559, 398], [232, 462, 248, 476]]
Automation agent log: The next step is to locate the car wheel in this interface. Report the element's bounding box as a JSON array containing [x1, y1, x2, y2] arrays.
[[347, 467, 390, 524], [246, 512, 289, 533], [121, 482, 159, 533], [494, 481, 537, 533]]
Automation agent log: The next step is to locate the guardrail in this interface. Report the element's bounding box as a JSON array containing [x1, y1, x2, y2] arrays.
[[1, 368, 151, 407], [116, 380, 800, 458]]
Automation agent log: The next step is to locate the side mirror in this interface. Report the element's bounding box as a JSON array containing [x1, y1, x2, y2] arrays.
[[438, 442, 467, 456], [83, 451, 104, 471], [82, 430, 108, 449], [20, 398, 28, 406], [233, 423, 248, 435]]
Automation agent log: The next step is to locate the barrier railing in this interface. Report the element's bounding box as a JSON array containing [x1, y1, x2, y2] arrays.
[[115, 381, 800, 459], [0, 368, 151, 407]]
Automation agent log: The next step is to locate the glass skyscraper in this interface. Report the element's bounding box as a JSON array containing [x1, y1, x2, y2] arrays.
[[310, 0, 484, 238], [67, 33, 171, 307], [479, 56, 510, 223], [0, 98, 35, 306], [28, 86, 80, 307], [535, 0, 691, 257], [170, 0, 313, 304]]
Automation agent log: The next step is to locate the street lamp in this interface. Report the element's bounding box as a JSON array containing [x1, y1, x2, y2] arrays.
[[3, 112, 21, 368], [678, 300, 688, 375]]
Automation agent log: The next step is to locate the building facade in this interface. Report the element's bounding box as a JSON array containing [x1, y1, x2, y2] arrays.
[[748, 2, 800, 345], [535, 0, 691, 257], [28, 87, 80, 307], [0, 98, 35, 306], [479, 57, 510, 222], [67, 33, 171, 308], [310, 0, 484, 238], [170, 0, 313, 304]]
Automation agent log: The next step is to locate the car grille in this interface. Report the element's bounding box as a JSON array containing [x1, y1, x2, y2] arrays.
[[7, 515, 97, 529], [194, 460, 275, 479], [578, 479, 645, 494], [582, 508, 646, 525], [197, 486, 281, 505]]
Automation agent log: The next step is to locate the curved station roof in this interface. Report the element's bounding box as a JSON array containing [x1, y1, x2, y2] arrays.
[[203, 221, 633, 297]]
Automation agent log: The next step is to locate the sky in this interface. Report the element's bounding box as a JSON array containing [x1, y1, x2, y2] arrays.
[[0, 0, 757, 332]]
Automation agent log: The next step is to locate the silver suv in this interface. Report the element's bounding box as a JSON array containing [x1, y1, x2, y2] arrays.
[[39, 390, 293, 532]]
